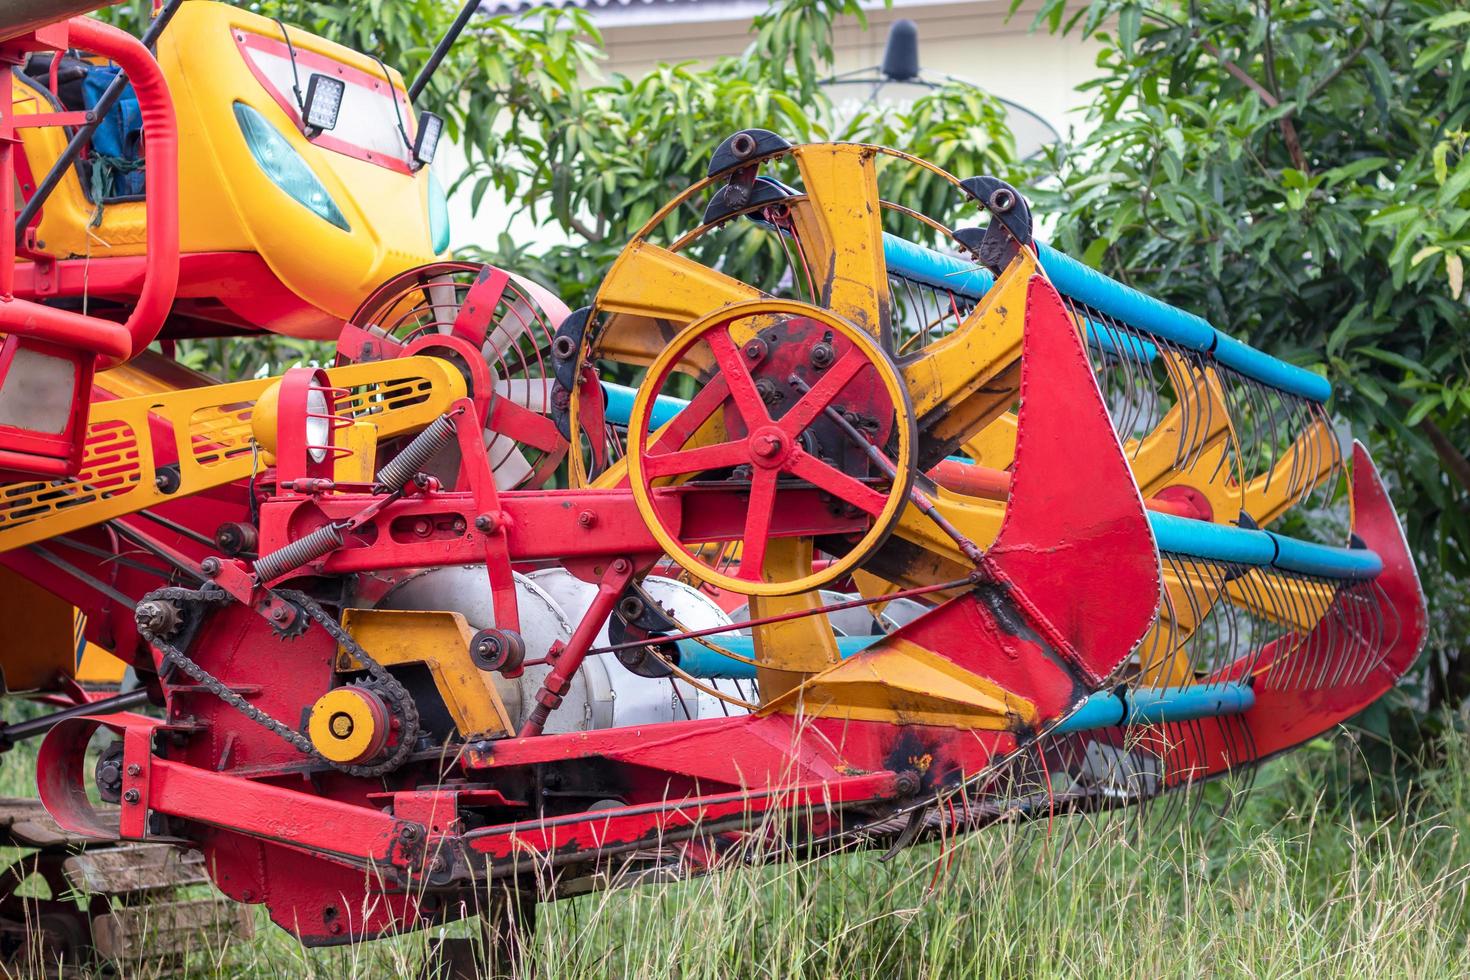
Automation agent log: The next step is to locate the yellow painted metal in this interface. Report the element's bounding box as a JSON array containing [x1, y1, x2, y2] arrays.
[[0, 567, 75, 692], [335, 421, 380, 484], [960, 414, 1016, 470], [12, 2, 442, 333], [786, 144, 891, 343], [307, 687, 388, 764], [900, 251, 1033, 440], [748, 538, 843, 701], [75, 643, 128, 686], [626, 298, 914, 598], [0, 357, 464, 554], [337, 609, 512, 738], [761, 636, 1037, 731]]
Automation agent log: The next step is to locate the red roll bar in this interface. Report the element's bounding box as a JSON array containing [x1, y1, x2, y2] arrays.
[[0, 15, 178, 368]]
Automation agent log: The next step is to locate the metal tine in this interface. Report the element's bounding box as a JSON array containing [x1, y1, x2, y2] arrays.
[[1366, 577, 1401, 683], [1235, 566, 1284, 686], [1179, 345, 1214, 476], [1301, 574, 1333, 692], [1285, 397, 1311, 502], [1298, 573, 1338, 692], [1328, 574, 1374, 690], [1212, 560, 1244, 679], [1165, 341, 1207, 475], [1348, 577, 1380, 685], [1158, 554, 1204, 687], [1138, 573, 1178, 691], [1325, 575, 1367, 689], [1255, 378, 1285, 490], [1342, 577, 1386, 686], [1286, 571, 1336, 691], [1238, 375, 1270, 490], [1231, 562, 1282, 681], [1154, 334, 1198, 468], [1268, 569, 1315, 691]]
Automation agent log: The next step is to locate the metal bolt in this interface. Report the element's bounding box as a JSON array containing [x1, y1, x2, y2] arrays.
[[401, 825, 420, 843], [753, 433, 783, 459], [126, 764, 141, 777], [451, 517, 466, 534], [730, 131, 757, 159], [618, 596, 645, 622], [578, 510, 597, 528], [744, 338, 767, 361], [612, 558, 631, 574], [475, 514, 496, 533], [809, 342, 835, 370], [755, 378, 781, 406], [200, 557, 221, 577], [431, 855, 447, 873], [122, 789, 140, 804], [271, 605, 288, 622]]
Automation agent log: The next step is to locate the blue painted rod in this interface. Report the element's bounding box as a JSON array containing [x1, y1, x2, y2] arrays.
[[881, 232, 1331, 403], [598, 386, 1378, 580], [676, 634, 877, 679], [678, 631, 1258, 736], [1054, 683, 1256, 734]]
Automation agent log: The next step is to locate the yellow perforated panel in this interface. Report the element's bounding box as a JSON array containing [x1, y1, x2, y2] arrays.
[[0, 356, 464, 553]]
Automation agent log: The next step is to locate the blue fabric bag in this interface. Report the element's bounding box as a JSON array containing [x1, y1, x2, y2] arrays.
[[81, 64, 145, 198]]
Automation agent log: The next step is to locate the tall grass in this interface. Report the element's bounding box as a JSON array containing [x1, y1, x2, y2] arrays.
[[9, 726, 1470, 979]]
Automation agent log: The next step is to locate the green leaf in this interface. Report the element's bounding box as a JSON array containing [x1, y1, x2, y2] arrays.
[[1080, 236, 1110, 268], [1441, 157, 1470, 204], [1426, 11, 1470, 30]]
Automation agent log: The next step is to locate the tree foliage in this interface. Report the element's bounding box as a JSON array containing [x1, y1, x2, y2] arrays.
[[1026, 0, 1470, 716]]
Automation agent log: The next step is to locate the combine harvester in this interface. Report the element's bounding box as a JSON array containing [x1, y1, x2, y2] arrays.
[[0, 0, 1426, 971]]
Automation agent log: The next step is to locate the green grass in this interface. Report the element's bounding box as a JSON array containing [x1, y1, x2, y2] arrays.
[[6, 727, 1470, 979]]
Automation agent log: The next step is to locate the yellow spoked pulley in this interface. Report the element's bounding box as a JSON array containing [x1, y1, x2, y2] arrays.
[[626, 298, 916, 597]]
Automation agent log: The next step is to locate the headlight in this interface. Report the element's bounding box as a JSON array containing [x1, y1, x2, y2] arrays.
[[305, 385, 330, 462], [428, 171, 451, 254], [233, 102, 349, 231]]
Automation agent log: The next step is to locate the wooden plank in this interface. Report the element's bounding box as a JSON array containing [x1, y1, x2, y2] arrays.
[[91, 898, 254, 961], [63, 844, 209, 895]]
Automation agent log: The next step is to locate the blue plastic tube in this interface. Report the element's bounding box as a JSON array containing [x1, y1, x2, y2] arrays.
[[878, 232, 1329, 403], [675, 634, 879, 679], [1054, 683, 1256, 734]]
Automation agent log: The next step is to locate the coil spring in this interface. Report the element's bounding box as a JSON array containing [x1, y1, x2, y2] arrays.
[[374, 414, 458, 491], [252, 522, 345, 583]]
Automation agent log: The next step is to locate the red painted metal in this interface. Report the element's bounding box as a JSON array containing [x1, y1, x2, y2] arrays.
[[0, 15, 179, 478], [0, 17, 179, 366], [520, 558, 634, 736]]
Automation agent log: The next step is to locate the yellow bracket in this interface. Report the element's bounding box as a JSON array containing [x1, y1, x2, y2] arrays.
[[0, 356, 465, 554], [337, 609, 512, 739], [760, 636, 1037, 732]]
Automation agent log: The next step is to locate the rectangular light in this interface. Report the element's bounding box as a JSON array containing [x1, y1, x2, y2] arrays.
[[412, 111, 444, 169], [302, 73, 345, 135]]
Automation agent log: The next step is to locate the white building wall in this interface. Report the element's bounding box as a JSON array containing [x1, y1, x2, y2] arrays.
[[445, 0, 1102, 252]]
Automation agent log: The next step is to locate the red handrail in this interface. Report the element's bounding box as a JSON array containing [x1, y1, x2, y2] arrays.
[[0, 15, 177, 367]]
